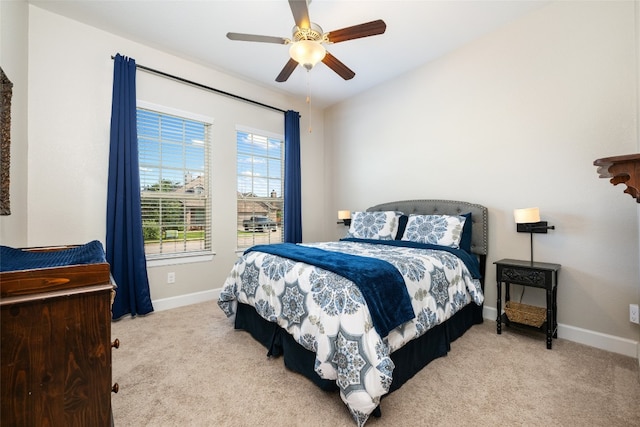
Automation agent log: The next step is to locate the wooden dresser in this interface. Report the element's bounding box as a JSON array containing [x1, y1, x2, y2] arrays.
[[1, 246, 118, 426]]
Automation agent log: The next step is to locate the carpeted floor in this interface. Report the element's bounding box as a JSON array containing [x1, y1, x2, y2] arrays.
[[111, 301, 640, 426]]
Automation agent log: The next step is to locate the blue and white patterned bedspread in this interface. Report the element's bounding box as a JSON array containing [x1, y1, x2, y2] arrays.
[[218, 240, 484, 426]]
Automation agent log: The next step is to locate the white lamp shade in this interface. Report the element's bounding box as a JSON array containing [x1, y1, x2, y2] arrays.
[[289, 40, 326, 69], [338, 210, 351, 220], [514, 207, 541, 224]]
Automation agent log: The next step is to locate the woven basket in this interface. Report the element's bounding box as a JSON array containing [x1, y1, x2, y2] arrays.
[[504, 301, 546, 328]]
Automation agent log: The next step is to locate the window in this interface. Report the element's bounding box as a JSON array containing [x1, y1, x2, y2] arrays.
[[236, 128, 284, 249], [137, 104, 212, 259]]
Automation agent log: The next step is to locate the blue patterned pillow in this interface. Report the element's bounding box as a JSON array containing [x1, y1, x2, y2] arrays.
[[400, 214, 467, 248], [347, 211, 402, 240]]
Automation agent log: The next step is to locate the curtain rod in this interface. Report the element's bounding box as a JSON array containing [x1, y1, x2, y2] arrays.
[[111, 55, 286, 114]]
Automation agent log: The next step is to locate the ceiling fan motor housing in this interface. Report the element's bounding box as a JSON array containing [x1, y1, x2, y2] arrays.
[[292, 23, 325, 43]]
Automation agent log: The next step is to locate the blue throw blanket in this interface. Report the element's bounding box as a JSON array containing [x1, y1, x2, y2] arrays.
[[0, 240, 106, 272], [246, 243, 414, 338]]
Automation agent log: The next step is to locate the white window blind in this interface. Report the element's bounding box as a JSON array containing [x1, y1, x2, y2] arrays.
[[236, 128, 284, 249], [138, 107, 212, 258]]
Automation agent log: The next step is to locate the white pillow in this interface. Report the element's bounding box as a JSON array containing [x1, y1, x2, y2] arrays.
[[400, 214, 466, 248], [347, 211, 402, 240]]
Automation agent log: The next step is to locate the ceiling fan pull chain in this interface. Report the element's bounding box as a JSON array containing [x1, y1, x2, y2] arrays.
[[306, 70, 312, 133]]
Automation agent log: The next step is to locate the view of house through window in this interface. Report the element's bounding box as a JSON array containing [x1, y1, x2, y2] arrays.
[[236, 128, 284, 249], [137, 105, 212, 258]]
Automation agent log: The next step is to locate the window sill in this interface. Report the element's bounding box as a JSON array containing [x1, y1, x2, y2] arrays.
[[146, 252, 215, 268]]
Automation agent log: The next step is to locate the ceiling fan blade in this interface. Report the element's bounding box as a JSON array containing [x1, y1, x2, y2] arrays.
[[276, 58, 299, 82], [288, 0, 310, 29], [322, 52, 355, 80], [227, 32, 287, 44], [326, 19, 387, 44]]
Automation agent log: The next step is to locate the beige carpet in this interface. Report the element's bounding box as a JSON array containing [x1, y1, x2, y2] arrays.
[[111, 301, 640, 426]]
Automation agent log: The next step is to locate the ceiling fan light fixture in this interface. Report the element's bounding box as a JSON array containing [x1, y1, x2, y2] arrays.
[[289, 40, 326, 70]]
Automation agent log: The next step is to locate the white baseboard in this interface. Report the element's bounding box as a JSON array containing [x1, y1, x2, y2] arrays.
[[483, 306, 639, 359], [152, 288, 221, 312]]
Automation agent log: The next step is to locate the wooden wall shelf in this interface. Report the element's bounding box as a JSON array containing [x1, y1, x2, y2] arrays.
[[594, 153, 640, 203]]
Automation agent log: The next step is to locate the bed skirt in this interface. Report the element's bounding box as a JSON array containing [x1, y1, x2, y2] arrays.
[[234, 301, 483, 413]]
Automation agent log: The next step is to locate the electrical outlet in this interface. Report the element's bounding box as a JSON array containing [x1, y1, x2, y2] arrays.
[[630, 304, 639, 324], [167, 272, 176, 284]]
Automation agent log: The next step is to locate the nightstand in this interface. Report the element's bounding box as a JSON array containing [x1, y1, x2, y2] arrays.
[[495, 258, 561, 349]]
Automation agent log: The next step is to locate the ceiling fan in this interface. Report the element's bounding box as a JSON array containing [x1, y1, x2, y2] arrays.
[[226, 0, 387, 82]]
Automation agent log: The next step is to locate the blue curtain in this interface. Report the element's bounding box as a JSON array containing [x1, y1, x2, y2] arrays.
[[284, 110, 302, 243], [106, 54, 154, 319]]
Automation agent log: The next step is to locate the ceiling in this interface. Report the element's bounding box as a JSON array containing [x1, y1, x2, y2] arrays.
[[30, 0, 549, 109]]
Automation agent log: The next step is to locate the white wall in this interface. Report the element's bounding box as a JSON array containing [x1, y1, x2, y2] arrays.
[[326, 0, 639, 352], [0, 0, 29, 247], [23, 5, 325, 304]]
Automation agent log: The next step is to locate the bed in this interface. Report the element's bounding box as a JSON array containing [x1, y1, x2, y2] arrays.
[[218, 199, 488, 426]]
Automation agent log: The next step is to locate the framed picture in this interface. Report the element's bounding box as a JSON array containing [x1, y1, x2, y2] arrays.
[[1, 67, 12, 216]]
